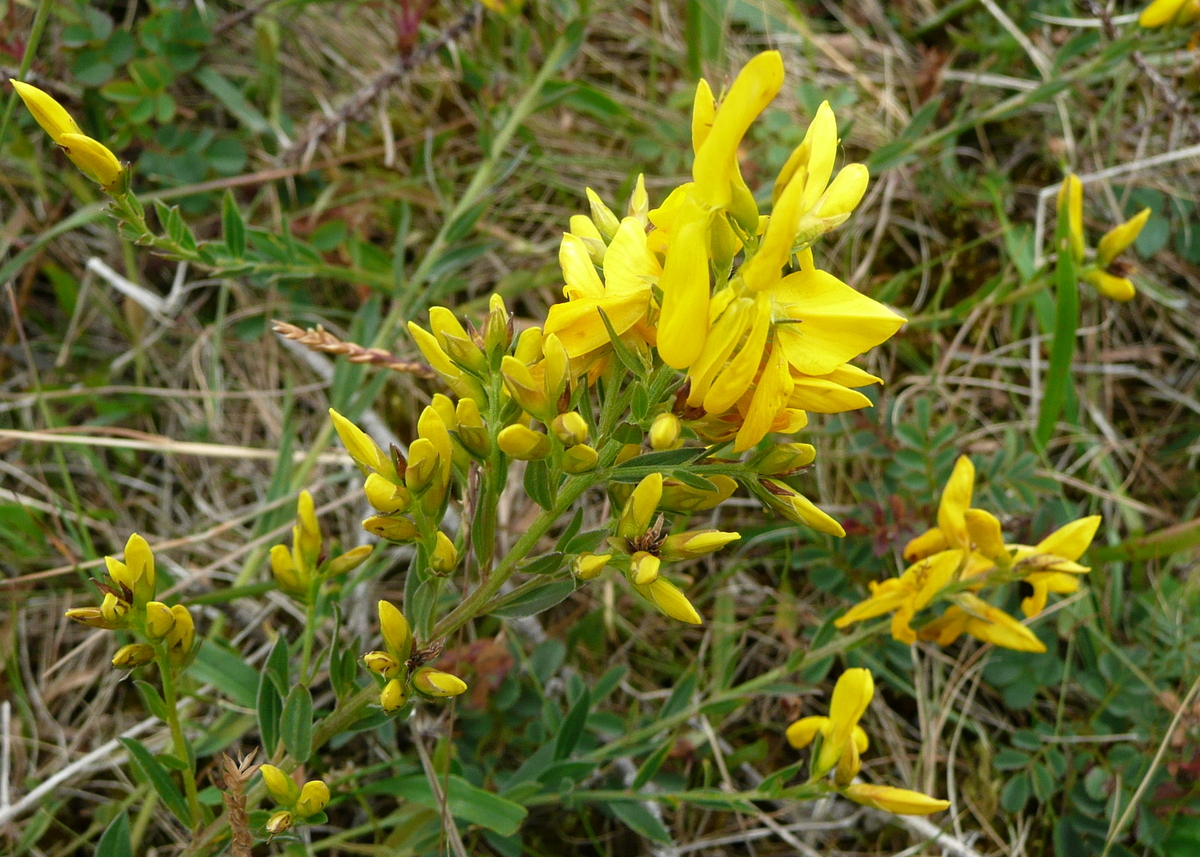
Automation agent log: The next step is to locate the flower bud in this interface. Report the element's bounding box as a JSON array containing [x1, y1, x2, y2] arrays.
[[635, 577, 702, 625], [265, 810, 293, 835], [483, 293, 513, 356], [412, 667, 468, 698], [405, 438, 442, 496], [64, 606, 116, 629], [329, 408, 392, 478], [573, 553, 611, 580], [260, 764, 301, 806], [380, 678, 408, 713], [1096, 207, 1150, 266], [1082, 269, 1135, 302], [408, 322, 488, 403], [514, 326, 544, 365], [363, 650, 402, 678], [100, 592, 130, 626], [842, 783, 951, 816], [10, 80, 82, 142], [659, 474, 737, 513], [551, 412, 589, 446], [454, 398, 491, 458], [1057, 173, 1085, 264], [166, 605, 194, 666], [615, 443, 642, 466], [755, 443, 816, 476], [59, 133, 123, 190], [500, 356, 549, 420], [363, 515, 420, 543], [295, 780, 330, 817], [378, 600, 413, 664], [145, 601, 177, 640], [617, 473, 662, 540], [497, 424, 552, 460], [648, 413, 681, 451], [562, 444, 599, 474], [295, 490, 321, 570], [659, 530, 741, 560], [630, 552, 661, 585], [430, 531, 459, 574], [429, 307, 487, 374], [760, 479, 845, 537], [542, 333, 571, 406], [430, 393, 459, 432], [112, 643, 155, 669], [585, 187, 621, 240], [364, 473, 411, 514], [325, 544, 374, 577], [123, 533, 156, 605]]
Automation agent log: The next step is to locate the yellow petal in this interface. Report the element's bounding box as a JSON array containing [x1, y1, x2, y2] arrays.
[[1083, 269, 1136, 302], [964, 509, 1006, 560], [544, 293, 647, 358], [785, 716, 828, 749], [657, 202, 713, 369], [604, 217, 661, 296], [1097, 208, 1151, 266], [903, 527, 948, 562], [843, 783, 950, 815], [834, 581, 911, 627], [560, 233, 605, 299], [10, 80, 81, 142], [817, 363, 882, 388], [640, 577, 703, 625], [1035, 515, 1101, 562], [787, 376, 873, 413], [936, 456, 975, 550], [771, 269, 906, 376], [817, 163, 869, 218], [798, 101, 838, 212], [817, 668, 873, 774], [686, 296, 754, 407], [1140, 0, 1191, 26], [734, 343, 793, 451], [704, 297, 770, 414], [741, 159, 808, 292], [58, 133, 123, 190], [1058, 174, 1084, 263], [378, 600, 413, 663]]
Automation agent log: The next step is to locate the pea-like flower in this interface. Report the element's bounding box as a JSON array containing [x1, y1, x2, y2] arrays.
[[10, 79, 125, 191]]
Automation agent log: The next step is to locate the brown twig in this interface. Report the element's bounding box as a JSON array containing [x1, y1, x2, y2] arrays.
[[279, 5, 481, 165], [217, 752, 259, 857], [271, 320, 436, 378]]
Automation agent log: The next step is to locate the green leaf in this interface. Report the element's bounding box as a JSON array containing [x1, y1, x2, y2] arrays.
[[490, 578, 576, 619], [96, 811, 131, 857], [685, 0, 724, 79], [519, 551, 565, 576], [1035, 191, 1080, 449], [659, 668, 696, 720], [387, 774, 528, 836], [119, 737, 192, 826], [134, 680, 168, 720], [554, 688, 591, 760], [280, 684, 314, 763], [613, 448, 706, 471], [190, 641, 259, 708], [523, 458, 555, 510], [266, 635, 290, 695], [193, 67, 270, 134], [222, 190, 246, 257], [256, 669, 282, 757], [606, 799, 673, 844], [631, 741, 672, 790]]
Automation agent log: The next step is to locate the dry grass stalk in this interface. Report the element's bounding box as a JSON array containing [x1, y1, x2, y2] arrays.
[[217, 752, 259, 857], [272, 320, 436, 378]]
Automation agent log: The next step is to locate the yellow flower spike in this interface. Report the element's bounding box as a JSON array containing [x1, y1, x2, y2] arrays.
[[691, 77, 715, 154], [756, 442, 816, 476], [265, 810, 293, 835], [112, 643, 155, 669], [260, 764, 301, 806], [380, 678, 408, 713], [760, 479, 845, 537], [65, 606, 119, 629], [363, 515, 421, 543], [814, 668, 874, 776], [843, 783, 951, 815], [295, 490, 321, 570], [378, 600, 413, 665], [364, 473, 411, 515], [920, 593, 1046, 653], [100, 591, 130, 626], [496, 424, 552, 460], [1035, 515, 1101, 563], [1082, 269, 1136, 302], [431, 532, 459, 574], [412, 667, 468, 698], [562, 444, 599, 473], [145, 601, 176, 640], [551, 411, 589, 446], [325, 544, 373, 577], [363, 650, 402, 678], [635, 576, 702, 624], [936, 456, 975, 550], [1058, 174, 1085, 264], [58, 133, 123, 190], [295, 780, 330, 817], [816, 163, 870, 219], [617, 472, 663, 540], [630, 551, 661, 585], [785, 716, 827, 749], [659, 530, 741, 561], [649, 413, 682, 451], [964, 508, 1007, 562], [165, 605, 195, 665], [1140, 0, 1200, 27], [10, 80, 82, 141], [1097, 208, 1151, 266], [573, 552, 611, 581], [692, 51, 784, 207], [329, 408, 393, 478], [585, 187, 621, 240]]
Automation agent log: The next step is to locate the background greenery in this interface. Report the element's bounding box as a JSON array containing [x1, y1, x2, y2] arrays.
[[2, 0, 1200, 854]]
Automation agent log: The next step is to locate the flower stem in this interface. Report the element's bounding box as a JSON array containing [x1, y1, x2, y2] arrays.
[[154, 648, 203, 830], [298, 587, 319, 685]]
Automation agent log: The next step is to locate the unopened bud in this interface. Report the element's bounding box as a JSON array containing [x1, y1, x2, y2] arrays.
[[617, 473, 663, 539], [660, 530, 741, 560], [551, 412, 589, 446], [265, 810, 293, 835], [649, 413, 681, 450], [1083, 268, 1136, 302], [100, 592, 129, 626], [260, 764, 300, 805], [363, 650, 401, 678], [562, 444, 599, 473], [500, 356, 549, 420], [542, 333, 571, 405], [363, 515, 420, 543], [573, 553, 611, 580], [378, 600, 412, 663], [295, 780, 330, 817], [365, 473, 411, 514], [755, 443, 816, 476], [430, 532, 459, 574], [659, 474, 738, 513], [585, 187, 621, 240], [405, 438, 442, 496], [112, 643, 154, 669], [412, 667, 468, 698], [325, 544, 374, 576], [145, 601, 176, 640], [497, 424, 552, 460], [630, 552, 661, 585], [329, 408, 391, 477], [1096, 207, 1150, 267], [483, 293, 513, 356], [760, 479, 845, 537], [380, 678, 408, 713]]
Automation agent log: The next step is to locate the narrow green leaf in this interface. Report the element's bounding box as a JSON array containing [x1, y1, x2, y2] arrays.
[[1035, 203, 1080, 448], [193, 67, 271, 134], [631, 741, 673, 790], [119, 737, 192, 826], [280, 684, 313, 763], [222, 190, 246, 258], [523, 458, 555, 510], [257, 669, 282, 757], [490, 578, 576, 619], [607, 799, 673, 844], [659, 669, 696, 720], [134, 680, 168, 720], [96, 811, 132, 857], [554, 688, 591, 761], [266, 635, 290, 695]]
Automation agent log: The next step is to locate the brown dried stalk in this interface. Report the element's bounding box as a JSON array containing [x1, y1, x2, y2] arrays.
[[217, 752, 258, 857], [272, 320, 436, 378]]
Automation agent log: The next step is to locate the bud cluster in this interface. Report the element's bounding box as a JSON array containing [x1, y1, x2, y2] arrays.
[[361, 601, 467, 713], [269, 490, 374, 601], [260, 764, 331, 836]]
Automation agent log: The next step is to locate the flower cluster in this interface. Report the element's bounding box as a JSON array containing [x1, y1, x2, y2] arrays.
[[787, 669, 950, 815], [10, 80, 124, 191], [835, 456, 1100, 652], [65, 534, 196, 670], [1058, 173, 1150, 303], [362, 600, 467, 713], [269, 490, 374, 602], [260, 764, 331, 835]]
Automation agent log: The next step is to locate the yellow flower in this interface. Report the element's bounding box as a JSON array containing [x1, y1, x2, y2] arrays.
[[785, 668, 873, 777], [10, 81, 124, 191], [295, 780, 331, 817], [573, 552, 611, 580], [362, 650, 401, 678], [165, 605, 195, 665], [378, 600, 413, 665], [145, 601, 176, 640], [10, 80, 81, 141], [918, 593, 1046, 653], [842, 783, 950, 815], [903, 455, 977, 560], [260, 764, 300, 806], [112, 643, 155, 669], [1140, 0, 1200, 27], [265, 809, 293, 835], [634, 576, 702, 625], [380, 678, 408, 713], [412, 667, 468, 698], [834, 549, 965, 644]]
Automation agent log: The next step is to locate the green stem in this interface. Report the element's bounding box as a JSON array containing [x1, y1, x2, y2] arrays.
[[298, 586, 319, 685], [154, 648, 203, 830], [0, 0, 54, 146]]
